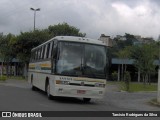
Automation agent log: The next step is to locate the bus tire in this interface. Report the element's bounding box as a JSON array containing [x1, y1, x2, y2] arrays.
[[83, 98, 91, 103], [46, 82, 53, 100], [32, 85, 37, 91], [31, 80, 37, 91]]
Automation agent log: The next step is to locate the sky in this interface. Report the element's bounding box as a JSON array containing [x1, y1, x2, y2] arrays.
[[0, 0, 160, 40]]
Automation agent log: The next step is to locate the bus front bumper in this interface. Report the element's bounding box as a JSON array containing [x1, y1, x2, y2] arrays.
[[52, 85, 105, 99]]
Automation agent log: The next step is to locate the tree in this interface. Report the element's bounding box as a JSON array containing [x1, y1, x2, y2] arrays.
[[130, 43, 156, 84], [12, 29, 51, 78], [115, 46, 131, 81], [12, 23, 86, 78], [124, 71, 131, 91], [48, 22, 86, 37], [0, 33, 16, 76]]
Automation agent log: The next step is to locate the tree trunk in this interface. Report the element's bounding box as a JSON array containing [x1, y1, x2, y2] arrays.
[[121, 63, 124, 81], [118, 65, 120, 81], [10, 63, 12, 76], [138, 68, 141, 82], [143, 75, 145, 84], [124, 64, 127, 72], [148, 73, 151, 85], [23, 63, 28, 79], [6, 62, 9, 77], [14, 62, 16, 76], [144, 74, 147, 86], [1, 62, 3, 76]]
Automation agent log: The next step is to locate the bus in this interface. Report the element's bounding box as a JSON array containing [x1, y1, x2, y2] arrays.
[[28, 36, 109, 102]]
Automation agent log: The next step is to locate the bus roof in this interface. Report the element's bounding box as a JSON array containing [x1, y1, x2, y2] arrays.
[[32, 36, 106, 51]]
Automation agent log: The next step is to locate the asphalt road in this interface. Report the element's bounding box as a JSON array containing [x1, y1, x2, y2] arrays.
[[0, 80, 159, 120]]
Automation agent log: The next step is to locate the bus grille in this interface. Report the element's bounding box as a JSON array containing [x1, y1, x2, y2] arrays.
[[69, 83, 95, 87]]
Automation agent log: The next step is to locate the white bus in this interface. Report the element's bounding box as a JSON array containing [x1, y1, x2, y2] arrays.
[[28, 36, 109, 102]]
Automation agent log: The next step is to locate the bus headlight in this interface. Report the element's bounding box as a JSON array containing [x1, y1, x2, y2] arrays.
[[56, 80, 70, 85], [95, 83, 105, 88]]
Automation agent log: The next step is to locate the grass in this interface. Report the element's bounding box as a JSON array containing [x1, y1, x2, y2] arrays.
[[107, 81, 157, 92], [130, 83, 156, 92], [0, 75, 7, 81], [121, 82, 157, 92], [107, 81, 121, 85], [7, 76, 26, 80]]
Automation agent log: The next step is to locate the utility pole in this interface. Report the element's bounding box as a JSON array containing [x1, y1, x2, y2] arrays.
[[30, 8, 40, 31], [158, 35, 160, 103]]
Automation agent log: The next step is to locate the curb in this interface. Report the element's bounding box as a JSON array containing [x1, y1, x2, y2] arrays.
[[149, 99, 160, 107], [118, 90, 157, 93]]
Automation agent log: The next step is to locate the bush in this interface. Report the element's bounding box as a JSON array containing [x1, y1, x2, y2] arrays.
[[112, 71, 118, 81], [0, 75, 7, 81]]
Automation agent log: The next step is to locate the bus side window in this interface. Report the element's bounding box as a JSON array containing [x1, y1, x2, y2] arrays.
[[48, 42, 53, 59], [46, 43, 50, 59], [40, 47, 43, 59], [37, 49, 39, 60], [52, 40, 57, 59], [39, 47, 42, 60], [35, 50, 37, 61], [51, 41, 54, 58], [42, 45, 46, 59], [44, 45, 48, 59], [38, 48, 42, 60]]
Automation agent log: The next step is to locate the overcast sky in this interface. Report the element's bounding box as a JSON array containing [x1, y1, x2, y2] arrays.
[[0, 0, 160, 40]]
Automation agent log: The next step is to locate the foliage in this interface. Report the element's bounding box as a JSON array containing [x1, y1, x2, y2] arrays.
[[115, 46, 132, 81], [130, 43, 157, 84], [0, 33, 17, 76], [111, 71, 118, 81], [125, 33, 137, 45], [12, 23, 86, 64], [0, 75, 7, 81], [13, 30, 51, 63], [48, 22, 86, 37], [0, 33, 16, 62], [111, 33, 136, 58]]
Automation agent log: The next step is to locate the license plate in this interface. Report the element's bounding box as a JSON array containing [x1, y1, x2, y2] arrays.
[[77, 90, 86, 94]]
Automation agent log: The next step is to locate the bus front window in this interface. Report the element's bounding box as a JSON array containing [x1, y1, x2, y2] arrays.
[[84, 44, 107, 78], [56, 42, 83, 76], [56, 42, 107, 79]]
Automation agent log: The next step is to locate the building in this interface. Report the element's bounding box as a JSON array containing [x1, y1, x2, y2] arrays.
[[0, 58, 22, 76], [116, 35, 127, 41], [99, 34, 113, 47]]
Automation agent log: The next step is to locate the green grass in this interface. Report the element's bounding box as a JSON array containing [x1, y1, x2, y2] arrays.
[[0, 75, 7, 81], [107, 81, 157, 92], [107, 81, 122, 85], [8, 76, 26, 80], [121, 82, 157, 92]]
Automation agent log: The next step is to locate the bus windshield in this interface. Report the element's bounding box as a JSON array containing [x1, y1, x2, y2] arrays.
[[56, 42, 107, 79]]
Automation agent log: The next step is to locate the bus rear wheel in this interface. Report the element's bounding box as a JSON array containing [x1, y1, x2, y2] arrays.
[[46, 83, 53, 100], [83, 98, 91, 102], [31, 80, 37, 91]]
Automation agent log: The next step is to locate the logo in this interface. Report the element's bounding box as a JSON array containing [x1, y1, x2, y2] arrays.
[[2, 112, 11, 117]]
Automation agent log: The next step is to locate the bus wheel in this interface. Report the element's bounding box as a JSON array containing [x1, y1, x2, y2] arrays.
[[83, 98, 91, 103], [31, 80, 36, 91], [46, 83, 53, 100]]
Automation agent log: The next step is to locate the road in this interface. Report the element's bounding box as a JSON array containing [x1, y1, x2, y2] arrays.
[[0, 80, 159, 120]]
